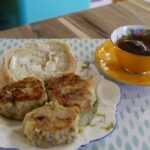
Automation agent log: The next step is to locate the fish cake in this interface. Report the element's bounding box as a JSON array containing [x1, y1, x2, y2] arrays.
[[47, 73, 97, 126], [23, 102, 79, 147], [0, 77, 47, 120]]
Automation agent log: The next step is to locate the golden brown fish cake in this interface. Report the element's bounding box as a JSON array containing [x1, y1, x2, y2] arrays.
[[46, 73, 97, 126], [23, 102, 79, 147], [0, 77, 47, 120]]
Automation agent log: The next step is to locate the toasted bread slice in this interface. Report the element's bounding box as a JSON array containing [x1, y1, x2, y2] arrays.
[[0, 77, 47, 120], [46, 73, 97, 126], [23, 102, 79, 148], [1, 41, 76, 85]]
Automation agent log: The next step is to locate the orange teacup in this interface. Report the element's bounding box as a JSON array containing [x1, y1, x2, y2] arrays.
[[111, 25, 150, 74]]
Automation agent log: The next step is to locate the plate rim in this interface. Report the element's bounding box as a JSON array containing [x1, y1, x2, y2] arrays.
[[77, 78, 121, 150]]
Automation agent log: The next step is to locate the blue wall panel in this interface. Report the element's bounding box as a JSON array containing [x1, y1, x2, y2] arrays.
[[18, 0, 90, 24]]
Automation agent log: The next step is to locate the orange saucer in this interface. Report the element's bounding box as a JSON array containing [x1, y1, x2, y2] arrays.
[[95, 40, 150, 86]]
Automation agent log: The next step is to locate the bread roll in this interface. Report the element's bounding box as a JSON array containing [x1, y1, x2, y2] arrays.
[[1, 41, 76, 85]]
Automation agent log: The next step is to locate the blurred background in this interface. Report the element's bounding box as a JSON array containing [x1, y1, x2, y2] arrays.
[[0, 0, 125, 31]]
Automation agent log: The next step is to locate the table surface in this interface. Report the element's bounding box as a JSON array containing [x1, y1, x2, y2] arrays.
[[0, 0, 150, 38], [0, 1, 150, 150]]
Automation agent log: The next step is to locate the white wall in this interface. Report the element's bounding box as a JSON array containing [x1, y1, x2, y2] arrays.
[[90, 0, 112, 8]]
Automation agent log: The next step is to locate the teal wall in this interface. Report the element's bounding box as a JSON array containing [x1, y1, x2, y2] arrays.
[[17, 0, 90, 25], [0, 0, 19, 29]]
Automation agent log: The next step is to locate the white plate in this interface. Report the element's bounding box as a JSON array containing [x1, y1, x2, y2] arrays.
[[0, 59, 120, 150], [0, 60, 120, 150]]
